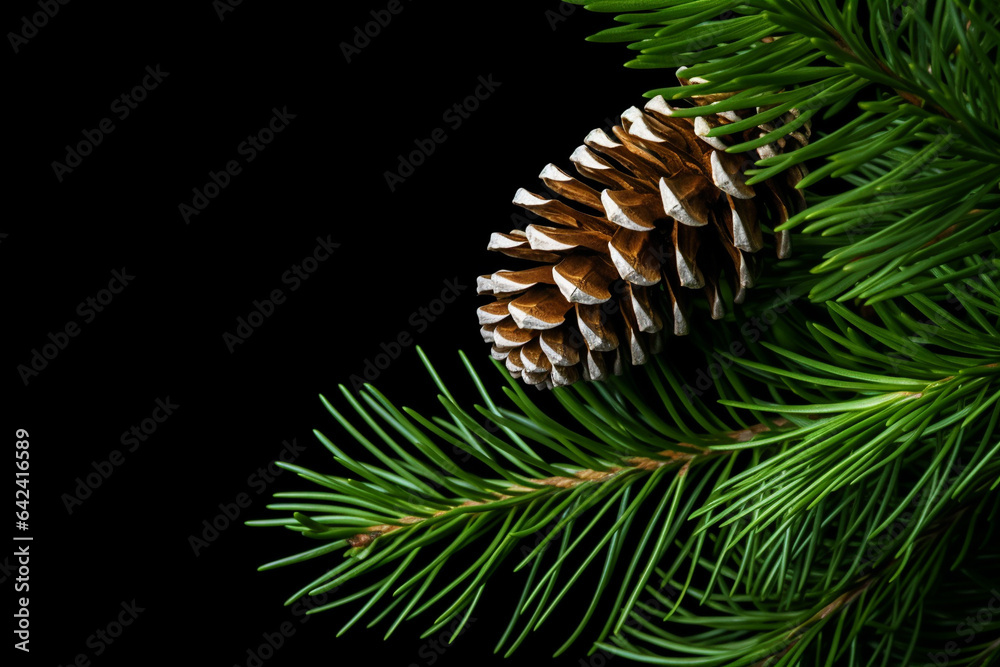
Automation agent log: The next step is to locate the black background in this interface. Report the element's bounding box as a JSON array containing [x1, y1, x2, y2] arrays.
[[5, 1, 674, 665]]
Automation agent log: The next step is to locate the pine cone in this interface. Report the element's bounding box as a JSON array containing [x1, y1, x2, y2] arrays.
[[478, 90, 808, 388]]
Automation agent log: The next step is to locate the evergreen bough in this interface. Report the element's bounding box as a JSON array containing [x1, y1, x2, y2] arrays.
[[250, 1, 1000, 664]]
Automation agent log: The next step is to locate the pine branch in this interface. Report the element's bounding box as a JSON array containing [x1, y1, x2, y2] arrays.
[[568, 0, 1000, 302], [249, 3, 1000, 663], [249, 320, 999, 660], [600, 491, 999, 664], [249, 246, 1000, 657], [337, 421, 794, 550]]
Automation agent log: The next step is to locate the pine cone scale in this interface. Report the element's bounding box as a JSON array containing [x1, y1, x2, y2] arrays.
[[507, 287, 570, 330], [608, 227, 662, 286], [660, 174, 712, 226], [539, 164, 605, 211], [552, 255, 617, 305]]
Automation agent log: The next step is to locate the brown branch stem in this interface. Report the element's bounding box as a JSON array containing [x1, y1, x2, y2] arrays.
[[345, 419, 789, 548]]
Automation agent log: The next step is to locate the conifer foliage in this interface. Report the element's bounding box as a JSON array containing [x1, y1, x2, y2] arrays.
[[252, 2, 1000, 664]]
